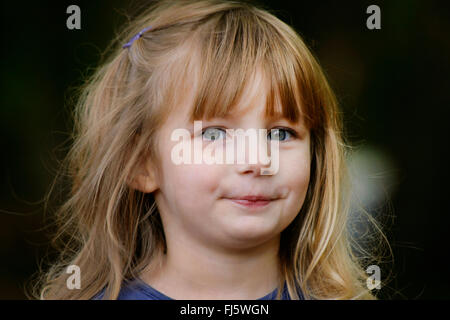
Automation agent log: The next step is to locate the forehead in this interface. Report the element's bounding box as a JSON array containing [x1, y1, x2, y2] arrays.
[[187, 68, 304, 125]]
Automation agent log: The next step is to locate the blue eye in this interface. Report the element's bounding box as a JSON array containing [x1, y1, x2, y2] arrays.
[[202, 127, 226, 141], [268, 128, 295, 141]]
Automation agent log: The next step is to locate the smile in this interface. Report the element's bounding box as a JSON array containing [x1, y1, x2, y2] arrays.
[[231, 199, 271, 207], [225, 196, 277, 210]]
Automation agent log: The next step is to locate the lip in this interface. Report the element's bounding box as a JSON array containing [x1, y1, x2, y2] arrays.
[[226, 195, 277, 210], [233, 195, 273, 201]]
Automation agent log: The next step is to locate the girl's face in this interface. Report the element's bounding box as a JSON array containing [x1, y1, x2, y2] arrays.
[[152, 72, 311, 250]]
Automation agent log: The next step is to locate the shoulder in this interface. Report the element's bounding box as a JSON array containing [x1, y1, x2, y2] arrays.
[[258, 282, 304, 300], [92, 278, 173, 300], [280, 282, 305, 300]]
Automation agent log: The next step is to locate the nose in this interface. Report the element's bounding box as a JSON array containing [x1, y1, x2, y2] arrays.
[[237, 162, 270, 176], [235, 134, 271, 176]]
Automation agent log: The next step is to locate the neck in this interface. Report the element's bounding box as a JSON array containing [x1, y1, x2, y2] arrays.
[[140, 234, 282, 299]]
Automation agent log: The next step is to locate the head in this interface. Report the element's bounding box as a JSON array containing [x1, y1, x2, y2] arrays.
[[132, 66, 312, 260], [35, 0, 377, 300]]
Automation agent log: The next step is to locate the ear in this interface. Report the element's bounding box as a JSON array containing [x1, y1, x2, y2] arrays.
[[127, 158, 159, 193]]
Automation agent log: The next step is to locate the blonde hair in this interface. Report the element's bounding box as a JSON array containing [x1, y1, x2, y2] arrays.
[[31, 0, 389, 300]]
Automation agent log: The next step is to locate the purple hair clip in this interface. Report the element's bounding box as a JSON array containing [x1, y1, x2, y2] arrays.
[[122, 26, 152, 49]]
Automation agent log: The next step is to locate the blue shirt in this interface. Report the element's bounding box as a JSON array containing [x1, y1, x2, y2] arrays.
[[93, 278, 304, 300]]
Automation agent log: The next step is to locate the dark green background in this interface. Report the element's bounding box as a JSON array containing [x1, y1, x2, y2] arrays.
[[1, 1, 449, 299]]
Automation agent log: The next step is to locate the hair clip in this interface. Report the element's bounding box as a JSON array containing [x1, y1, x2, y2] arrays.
[[122, 26, 152, 49]]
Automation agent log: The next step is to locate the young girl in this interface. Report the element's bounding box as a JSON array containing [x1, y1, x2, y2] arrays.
[[34, 0, 383, 300]]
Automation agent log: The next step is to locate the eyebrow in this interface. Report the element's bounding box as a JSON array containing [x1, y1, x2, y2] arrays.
[[264, 113, 292, 122], [203, 113, 305, 129], [223, 112, 304, 126], [212, 111, 288, 121]]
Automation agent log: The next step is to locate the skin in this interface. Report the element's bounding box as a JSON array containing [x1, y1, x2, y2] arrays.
[[130, 71, 311, 299]]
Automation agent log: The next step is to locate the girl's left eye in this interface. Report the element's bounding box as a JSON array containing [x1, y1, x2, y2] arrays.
[[268, 128, 295, 141], [202, 127, 226, 141]]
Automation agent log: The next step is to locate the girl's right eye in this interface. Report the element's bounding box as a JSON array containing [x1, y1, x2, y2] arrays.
[[202, 127, 226, 141]]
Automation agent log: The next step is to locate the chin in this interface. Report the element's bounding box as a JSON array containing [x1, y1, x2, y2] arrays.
[[222, 222, 279, 247]]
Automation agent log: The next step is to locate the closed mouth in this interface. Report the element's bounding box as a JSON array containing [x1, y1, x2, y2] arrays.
[[225, 195, 279, 209]]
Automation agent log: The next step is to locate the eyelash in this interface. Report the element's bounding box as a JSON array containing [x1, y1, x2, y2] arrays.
[[201, 126, 298, 141], [201, 127, 228, 141], [268, 127, 298, 141]]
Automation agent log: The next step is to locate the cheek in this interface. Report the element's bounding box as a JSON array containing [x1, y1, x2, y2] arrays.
[[162, 161, 224, 210], [285, 156, 310, 190], [279, 147, 311, 203], [178, 164, 221, 193], [158, 132, 224, 200]]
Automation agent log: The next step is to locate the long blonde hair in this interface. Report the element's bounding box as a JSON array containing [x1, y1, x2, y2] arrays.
[[32, 0, 389, 300]]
